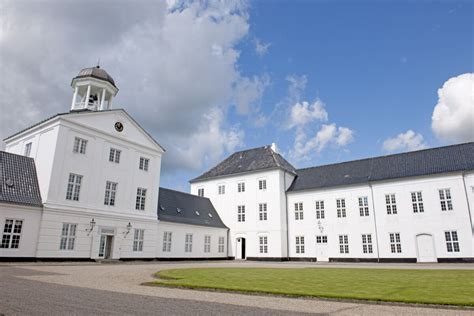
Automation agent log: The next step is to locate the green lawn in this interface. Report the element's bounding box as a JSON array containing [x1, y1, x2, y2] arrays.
[[150, 268, 474, 306]]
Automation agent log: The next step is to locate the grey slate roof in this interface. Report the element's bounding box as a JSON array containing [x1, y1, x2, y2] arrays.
[[288, 142, 474, 192], [158, 187, 227, 229], [0, 151, 42, 207], [190, 145, 296, 183]]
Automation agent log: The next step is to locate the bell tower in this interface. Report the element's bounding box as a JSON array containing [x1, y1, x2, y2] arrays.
[[70, 65, 119, 111]]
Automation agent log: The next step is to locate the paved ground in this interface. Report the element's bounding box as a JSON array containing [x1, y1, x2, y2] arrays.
[[1, 261, 473, 315]]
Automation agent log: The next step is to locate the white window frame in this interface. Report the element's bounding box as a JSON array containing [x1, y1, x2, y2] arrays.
[[237, 182, 245, 193], [185, 233, 193, 252], [259, 236, 268, 254], [361, 234, 373, 254], [237, 205, 246, 222], [133, 229, 144, 252], [104, 181, 118, 206], [385, 194, 397, 215], [389, 233, 402, 253], [439, 189, 453, 211], [218, 236, 225, 253], [60, 223, 77, 250], [259, 203, 268, 221], [336, 198, 346, 218], [109, 148, 121, 163], [139, 157, 149, 171], [339, 235, 349, 254], [162, 231, 172, 252], [24, 142, 32, 157], [315, 200, 325, 219], [66, 173, 82, 201], [218, 184, 225, 195], [73, 137, 87, 154], [295, 236, 305, 254], [411, 191, 424, 213], [135, 187, 147, 210], [316, 235, 328, 244], [258, 179, 267, 190], [197, 188, 204, 197], [204, 235, 211, 253], [445, 231, 460, 252], [358, 196, 369, 217], [1, 219, 23, 249], [294, 202, 304, 220]]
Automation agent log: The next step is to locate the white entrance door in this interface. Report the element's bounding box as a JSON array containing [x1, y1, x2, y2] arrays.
[[98, 235, 114, 259], [235, 238, 246, 259], [316, 235, 329, 262], [416, 234, 436, 262]]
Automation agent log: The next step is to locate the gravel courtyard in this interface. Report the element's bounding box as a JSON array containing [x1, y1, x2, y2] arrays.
[[1, 261, 474, 315]]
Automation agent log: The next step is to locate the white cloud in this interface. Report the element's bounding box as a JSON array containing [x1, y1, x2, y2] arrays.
[[290, 123, 355, 161], [431, 73, 474, 143], [254, 38, 271, 57], [287, 99, 328, 129], [0, 0, 264, 173], [382, 130, 428, 153]]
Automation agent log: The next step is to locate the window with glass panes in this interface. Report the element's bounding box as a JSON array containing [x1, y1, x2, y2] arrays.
[[66, 173, 82, 201], [259, 236, 268, 253], [238, 182, 245, 192], [294, 202, 304, 220], [218, 185, 225, 195], [259, 203, 268, 221], [316, 235, 327, 244], [258, 179, 267, 190], [218, 236, 225, 253], [339, 235, 349, 254], [411, 192, 424, 213], [73, 137, 87, 154], [361, 234, 373, 254], [389, 233, 402, 253], [385, 194, 397, 214], [0, 219, 23, 249], [135, 188, 147, 210], [185, 233, 193, 252], [162, 231, 172, 252], [24, 142, 32, 157], [445, 231, 460, 252], [133, 229, 144, 252], [104, 181, 117, 206], [139, 157, 149, 171], [358, 196, 369, 216], [315, 200, 325, 219], [204, 235, 211, 253], [237, 205, 246, 222], [295, 236, 305, 254], [109, 148, 121, 163], [197, 188, 204, 197], [59, 223, 77, 250], [336, 198, 346, 218], [439, 189, 453, 211]]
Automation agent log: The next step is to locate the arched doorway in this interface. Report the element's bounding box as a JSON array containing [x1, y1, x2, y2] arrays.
[[236, 237, 246, 259], [416, 234, 437, 262]]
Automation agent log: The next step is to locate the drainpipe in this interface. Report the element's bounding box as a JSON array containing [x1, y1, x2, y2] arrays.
[[461, 172, 473, 236], [369, 183, 380, 263], [226, 228, 230, 259], [284, 171, 290, 261]]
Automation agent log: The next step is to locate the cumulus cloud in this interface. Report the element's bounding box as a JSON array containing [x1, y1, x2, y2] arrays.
[[0, 0, 266, 173], [431, 73, 474, 143], [254, 38, 271, 57], [287, 99, 328, 129], [382, 130, 428, 153]]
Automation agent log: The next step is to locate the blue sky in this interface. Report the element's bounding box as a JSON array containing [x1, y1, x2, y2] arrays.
[[1, 0, 472, 191]]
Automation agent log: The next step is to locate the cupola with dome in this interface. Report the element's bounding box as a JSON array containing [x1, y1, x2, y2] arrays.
[[70, 65, 118, 111]]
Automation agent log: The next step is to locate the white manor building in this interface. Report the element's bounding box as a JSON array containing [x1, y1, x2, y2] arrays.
[[1, 66, 473, 263]]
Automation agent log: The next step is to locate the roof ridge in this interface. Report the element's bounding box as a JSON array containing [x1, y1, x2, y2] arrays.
[[296, 142, 474, 172], [159, 186, 207, 199]]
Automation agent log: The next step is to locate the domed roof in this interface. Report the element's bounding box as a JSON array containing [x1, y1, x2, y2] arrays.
[[74, 66, 116, 87]]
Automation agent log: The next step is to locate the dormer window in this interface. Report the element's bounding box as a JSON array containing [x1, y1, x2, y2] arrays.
[[208, 213, 213, 218], [109, 148, 121, 163], [139, 157, 149, 171], [73, 137, 87, 154], [177, 208, 182, 213], [195, 211, 200, 216]]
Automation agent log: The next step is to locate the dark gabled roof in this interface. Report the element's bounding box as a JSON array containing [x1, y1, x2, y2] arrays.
[[4, 109, 165, 152], [73, 66, 117, 88], [288, 142, 474, 192], [190, 145, 296, 183], [0, 151, 42, 207], [158, 187, 227, 229]]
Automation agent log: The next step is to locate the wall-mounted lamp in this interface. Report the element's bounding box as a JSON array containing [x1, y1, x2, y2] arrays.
[[86, 218, 96, 236], [123, 222, 132, 238]]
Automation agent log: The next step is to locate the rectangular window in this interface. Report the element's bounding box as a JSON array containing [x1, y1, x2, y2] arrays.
[[389, 233, 402, 253], [139, 157, 149, 171], [185, 233, 193, 252], [295, 236, 305, 254], [237, 205, 246, 222], [0, 219, 23, 249], [162, 231, 172, 252], [258, 179, 267, 190], [238, 182, 245, 193], [66, 173, 82, 201], [358, 196, 369, 217], [133, 229, 144, 252], [439, 189, 453, 211], [339, 235, 349, 254], [24, 142, 32, 157], [259, 236, 268, 254], [445, 231, 460, 252], [109, 148, 121, 163], [135, 188, 147, 210], [316, 235, 328, 244], [411, 192, 424, 213], [385, 194, 397, 215], [204, 235, 211, 253], [361, 234, 373, 254], [259, 203, 268, 221], [197, 188, 204, 197], [218, 185, 225, 195], [73, 137, 87, 154], [315, 200, 325, 219], [218, 236, 225, 253], [294, 202, 304, 220], [104, 181, 118, 206], [59, 223, 77, 250], [336, 198, 346, 218]]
